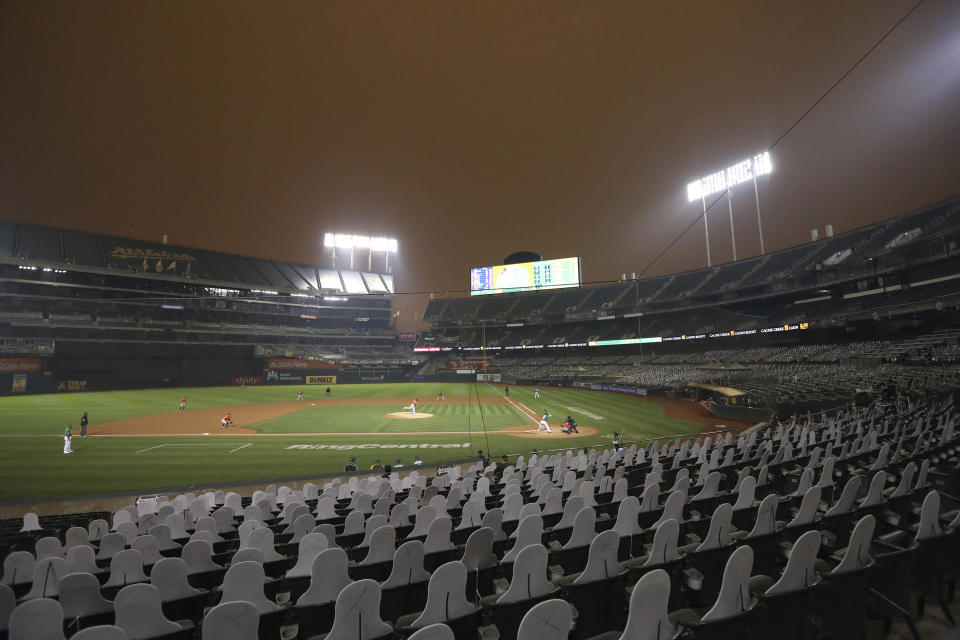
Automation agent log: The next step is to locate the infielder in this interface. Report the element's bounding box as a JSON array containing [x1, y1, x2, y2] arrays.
[[220, 412, 233, 429], [533, 388, 540, 399], [297, 391, 304, 402], [402, 398, 420, 416], [63, 424, 74, 454], [537, 412, 552, 433], [179, 395, 187, 412]]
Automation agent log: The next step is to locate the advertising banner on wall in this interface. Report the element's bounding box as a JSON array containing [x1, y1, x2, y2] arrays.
[[476, 373, 502, 382], [231, 376, 263, 386], [0, 357, 42, 373], [398, 331, 417, 341], [306, 375, 337, 385], [266, 359, 340, 371], [11, 374, 27, 393], [589, 383, 648, 396]]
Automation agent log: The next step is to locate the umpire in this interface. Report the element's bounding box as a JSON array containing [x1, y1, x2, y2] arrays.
[[80, 412, 89, 437]]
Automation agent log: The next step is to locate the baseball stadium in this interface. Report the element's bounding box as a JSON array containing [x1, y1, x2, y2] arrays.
[[2, 3, 960, 640]]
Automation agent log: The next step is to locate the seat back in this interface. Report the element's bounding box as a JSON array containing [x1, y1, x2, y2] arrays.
[[181, 540, 221, 574], [787, 486, 821, 528], [150, 557, 202, 601], [59, 572, 113, 619], [517, 599, 571, 640], [503, 515, 544, 563], [481, 508, 506, 541], [382, 540, 431, 588], [67, 625, 128, 640], [831, 515, 875, 575], [360, 526, 396, 566], [825, 476, 862, 517], [497, 545, 555, 604], [701, 545, 753, 622], [114, 583, 183, 639], [613, 496, 642, 538], [696, 503, 733, 552], [9, 597, 67, 640], [574, 530, 623, 584], [25, 557, 68, 599], [619, 569, 674, 640], [563, 508, 597, 550], [286, 533, 329, 578], [220, 561, 278, 614], [747, 494, 778, 538], [201, 601, 259, 640], [765, 530, 821, 596], [296, 548, 352, 607], [644, 519, 680, 567], [460, 527, 497, 571], [1, 551, 35, 586], [412, 561, 475, 626], [916, 490, 943, 540], [325, 579, 392, 640], [424, 516, 455, 553]]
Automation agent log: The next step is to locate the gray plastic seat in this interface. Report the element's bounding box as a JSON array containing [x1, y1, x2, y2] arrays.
[[618, 569, 674, 640], [201, 601, 258, 640], [36, 536, 64, 562], [503, 515, 544, 564], [359, 526, 397, 566], [9, 597, 67, 640], [324, 579, 393, 640], [104, 550, 149, 589], [410, 561, 477, 628], [70, 626, 129, 640], [23, 557, 69, 600], [0, 584, 16, 635], [700, 544, 754, 622], [150, 558, 203, 601], [131, 536, 164, 566], [59, 572, 114, 621], [516, 599, 572, 640], [114, 583, 189, 640], [296, 548, 352, 607], [97, 534, 127, 563], [286, 533, 329, 578], [218, 561, 279, 614], [381, 540, 432, 589], [497, 544, 557, 604], [180, 540, 221, 575], [65, 527, 94, 552], [1, 551, 35, 588], [407, 623, 455, 640]]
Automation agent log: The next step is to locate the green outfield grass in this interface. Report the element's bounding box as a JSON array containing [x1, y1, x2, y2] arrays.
[[0, 382, 704, 500]]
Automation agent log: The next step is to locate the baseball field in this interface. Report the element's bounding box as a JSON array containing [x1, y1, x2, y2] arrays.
[[0, 382, 746, 501]]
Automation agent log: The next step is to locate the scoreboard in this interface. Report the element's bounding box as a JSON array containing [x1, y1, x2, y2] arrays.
[[470, 257, 581, 296]]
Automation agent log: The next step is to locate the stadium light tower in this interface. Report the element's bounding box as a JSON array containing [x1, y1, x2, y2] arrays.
[[324, 233, 398, 272], [687, 151, 772, 263]]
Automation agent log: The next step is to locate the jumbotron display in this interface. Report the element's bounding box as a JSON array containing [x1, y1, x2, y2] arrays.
[[470, 257, 581, 296]]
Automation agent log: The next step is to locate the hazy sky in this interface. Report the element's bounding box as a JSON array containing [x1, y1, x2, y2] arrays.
[[1, 1, 958, 328]]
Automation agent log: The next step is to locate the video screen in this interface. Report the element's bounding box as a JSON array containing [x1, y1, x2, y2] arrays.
[[470, 257, 581, 295]]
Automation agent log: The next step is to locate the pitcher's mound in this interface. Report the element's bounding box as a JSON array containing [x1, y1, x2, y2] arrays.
[[383, 412, 435, 419]]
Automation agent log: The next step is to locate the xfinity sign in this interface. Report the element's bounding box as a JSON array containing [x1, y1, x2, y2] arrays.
[[687, 152, 772, 202]]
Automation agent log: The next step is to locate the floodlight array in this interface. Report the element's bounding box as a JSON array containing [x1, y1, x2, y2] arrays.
[[323, 233, 398, 253]]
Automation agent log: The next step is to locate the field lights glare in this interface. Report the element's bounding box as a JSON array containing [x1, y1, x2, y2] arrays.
[[324, 233, 398, 253], [687, 152, 772, 202]]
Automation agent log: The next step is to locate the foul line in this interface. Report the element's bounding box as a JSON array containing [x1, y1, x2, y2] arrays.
[[136, 443, 253, 454]]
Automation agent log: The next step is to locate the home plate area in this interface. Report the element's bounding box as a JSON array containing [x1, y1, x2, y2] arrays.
[[383, 412, 435, 419]]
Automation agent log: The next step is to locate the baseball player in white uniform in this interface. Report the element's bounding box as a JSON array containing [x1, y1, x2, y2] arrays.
[[402, 399, 419, 416], [537, 412, 552, 433]]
